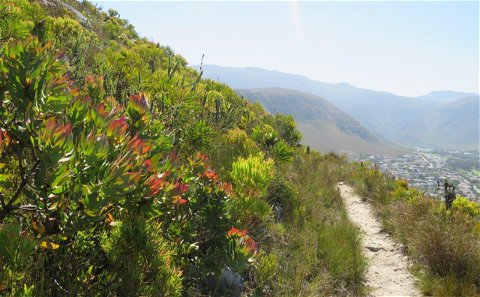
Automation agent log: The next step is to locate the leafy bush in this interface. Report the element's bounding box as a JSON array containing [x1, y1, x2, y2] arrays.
[[0, 223, 35, 296], [0, 38, 177, 236], [230, 154, 274, 199], [252, 123, 278, 149], [0, 36, 256, 295], [0, 0, 38, 43], [100, 216, 182, 296], [391, 179, 423, 205], [452, 196, 480, 217], [265, 113, 301, 147], [205, 128, 260, 176], [270, 139, 294, 164]]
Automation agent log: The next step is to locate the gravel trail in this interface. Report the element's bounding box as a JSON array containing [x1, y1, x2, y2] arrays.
[[337, 182, 421, 297]]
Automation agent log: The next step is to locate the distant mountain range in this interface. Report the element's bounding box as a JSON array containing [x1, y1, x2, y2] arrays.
[[417, 91, 479, 105], [198, 65, 479, 152], [236, 88, 401, 154], [398, 96, 480, 151]]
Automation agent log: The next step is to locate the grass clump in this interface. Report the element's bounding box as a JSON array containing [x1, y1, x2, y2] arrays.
[[268, 152, 367, 296]]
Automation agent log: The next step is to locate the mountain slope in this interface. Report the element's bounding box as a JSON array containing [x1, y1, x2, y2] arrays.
[[198, 65, 433, 143], [236, 88, 401, 154], [200, 65, 479, 151], [398, 96, 480, 150]]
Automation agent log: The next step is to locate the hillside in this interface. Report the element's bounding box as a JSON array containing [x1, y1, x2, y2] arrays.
[[200, 65, 479, 151], [1, 1, 478, 297], [0, 1, 367, 296], [236, 88, 401, 155]]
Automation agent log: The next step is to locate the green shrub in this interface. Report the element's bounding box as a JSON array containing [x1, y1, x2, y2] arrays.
[[254, 252, 278, 294], [183, 119, 214, 153], [231, 154, 274, 199], [43, 16, 98, 79], [205, 128, 260, 176], [252, 123, 278, 149], [452, 196, 480, 217], [270, 140, 294, 164], [0, 0, 37, 43], [0, 223, 35, 296], [267, 177, 298, 222], [100, 216, 182, 296], [265, 114, 302, 147]]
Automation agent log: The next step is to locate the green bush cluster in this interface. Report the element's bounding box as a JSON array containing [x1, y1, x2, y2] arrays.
[[0, 1, 369, 296], [0, 0, 306, 295]]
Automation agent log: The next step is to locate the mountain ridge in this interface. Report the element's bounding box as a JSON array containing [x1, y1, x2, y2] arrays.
[[200, 65, 479, 151], [236, 87, 403, 155]]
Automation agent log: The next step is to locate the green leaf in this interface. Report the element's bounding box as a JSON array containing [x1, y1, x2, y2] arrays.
[[0, 173, 12, 182]]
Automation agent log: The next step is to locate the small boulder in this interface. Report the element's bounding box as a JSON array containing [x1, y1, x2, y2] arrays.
[[366, 246, 382, 252]]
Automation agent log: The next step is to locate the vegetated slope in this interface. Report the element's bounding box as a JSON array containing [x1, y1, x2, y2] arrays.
[[236, 87, 401, 154], [200, 65, 479, 151], [0, 1, 367, 296], [398, 96, 480, 151]]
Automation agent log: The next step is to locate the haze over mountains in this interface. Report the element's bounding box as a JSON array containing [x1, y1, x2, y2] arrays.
[[199, 65, 479, 152], [398, 96, 480, 151], [236, 88, 400, 154]]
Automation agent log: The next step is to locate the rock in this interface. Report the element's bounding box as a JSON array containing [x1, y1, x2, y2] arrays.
[[203, 266, 243, 297], [273, 204, 283, 222], [219, 266, 243, 297], [366, 246, 382, 252], [42, 0, 92, 28]]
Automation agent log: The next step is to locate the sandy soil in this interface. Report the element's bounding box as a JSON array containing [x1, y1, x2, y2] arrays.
[[337, 182, 421, 297]]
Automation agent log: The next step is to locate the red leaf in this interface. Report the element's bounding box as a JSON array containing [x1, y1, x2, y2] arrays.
[[144, 159, 152, 171], [227, 227, 247, 238], [204, 168, 217, 180], [107, 117, 128, 141], [220, 183, 233, 194], [245, 236, 257, 253]]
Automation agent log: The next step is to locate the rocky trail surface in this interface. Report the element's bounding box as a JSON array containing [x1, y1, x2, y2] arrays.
[[337, 182, 421, 297]]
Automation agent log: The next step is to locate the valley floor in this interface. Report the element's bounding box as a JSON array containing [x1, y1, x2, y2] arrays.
[[337, 182, 421, 297]]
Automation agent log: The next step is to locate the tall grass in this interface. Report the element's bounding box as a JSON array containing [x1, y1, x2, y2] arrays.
[[269, 152, 367, 296], [317, 222, 365, 289]]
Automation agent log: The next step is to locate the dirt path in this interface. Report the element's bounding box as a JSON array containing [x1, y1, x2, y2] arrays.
[[337, 182, 421, 297]]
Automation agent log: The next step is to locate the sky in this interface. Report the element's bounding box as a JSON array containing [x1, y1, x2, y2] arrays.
[[94, 1, 479, 97]]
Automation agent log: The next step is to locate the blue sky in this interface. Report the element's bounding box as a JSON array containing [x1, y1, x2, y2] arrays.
[[94, 1, 479, 97]]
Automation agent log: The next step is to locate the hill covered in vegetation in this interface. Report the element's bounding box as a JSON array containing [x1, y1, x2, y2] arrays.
[[0, 1, 479, 296], [0, 1, 367, 295]]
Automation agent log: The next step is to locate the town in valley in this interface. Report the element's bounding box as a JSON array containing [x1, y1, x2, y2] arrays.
[[356, 149, 480, 201]]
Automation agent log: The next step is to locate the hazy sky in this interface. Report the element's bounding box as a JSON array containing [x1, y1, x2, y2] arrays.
[[94, 1, 479, 97]]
